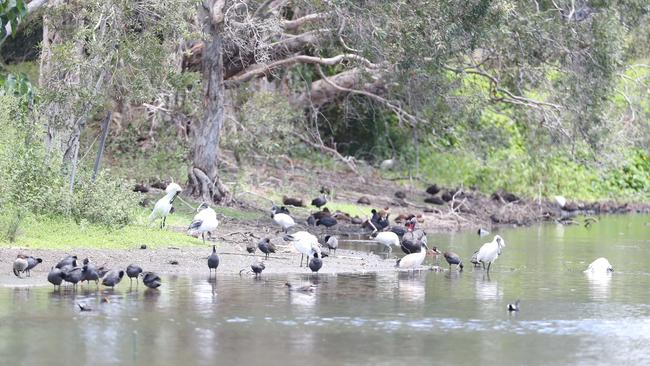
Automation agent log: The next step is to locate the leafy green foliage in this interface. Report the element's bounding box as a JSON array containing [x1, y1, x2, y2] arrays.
[[0, 0, 27, 39]]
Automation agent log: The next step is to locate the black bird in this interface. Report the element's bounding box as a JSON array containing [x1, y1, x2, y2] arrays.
[[370, 209, 389, 230], [311, 195, 327, 208], [316, 216, 337, 228], [271, 205, 290, 215], [426, 184, 440, 195], [47, 267, 65, 290], [81, 265, 100, 286], [324, 235, 338, 255], [477, 228, 490, 237], [257, 238, 276, 260], [102, 270, 125, 289], [55, 255, 77, 269], [126, 264, 143, 286], [308, 253, 323, 273], [141, 272, 162, 289], [390, 226, 407, 238], [251, 262, 265, 277], [282, 195, 304, 207], [64, 267, 83, 290], [424, 196, 445, 205], [246, 241, 256, 255], [307, 215, 317, 226], [507, 300, 520, 312], [401, 218, 426, 254], [77, 303, 92, 312], [208, 245, 220, 276], [25, 256, 43, 277], [285, 282, 316, 292], [441, 191, 453, 202], [443, 251, 464, 271], [470, 250, 481, 268]]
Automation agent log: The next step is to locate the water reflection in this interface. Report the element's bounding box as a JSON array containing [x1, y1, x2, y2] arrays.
[[475, 276, 502, 301], [585, 272, 612, 301]]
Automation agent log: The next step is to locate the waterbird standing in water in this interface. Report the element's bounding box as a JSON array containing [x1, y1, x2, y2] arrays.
[[507, 300, 520, 312], [141, 272, 162, 289], [251, 262, 265, 277], [401, 218, 427, 254], [102, 270, 125, 289], [81, 265, 100, 287], [309, 253, 323, 273], [208, 245, 220, 276], [584, 257, 613, 274], [55, 255, 77, 269], [257, 238, 276, 260], [126, 264, 143, 286], [324, 235, 338, 255], [284, 231, 321, 267], [13, 255, 29, 278], [396, 243, 439, 271], [370, 231, 400, 254], [149, 183, 182, 229], [64, 267, 83, 290], [25, 256, 42, 277], [443, 251, 464, 271], [477, 228, 490, 237], [188, 203, 219, 245], [476, 235, 506, 274], [48, 267, 65, 290]]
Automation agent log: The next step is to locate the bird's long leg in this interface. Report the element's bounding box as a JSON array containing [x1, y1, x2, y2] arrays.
[[482, 262, 485, 270], [486, 262, 491, 274], [300, 254, 304, 267], [202, 233, 206, 245]]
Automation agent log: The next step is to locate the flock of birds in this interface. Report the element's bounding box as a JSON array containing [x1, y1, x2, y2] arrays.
[[11, 183, 616, 312]]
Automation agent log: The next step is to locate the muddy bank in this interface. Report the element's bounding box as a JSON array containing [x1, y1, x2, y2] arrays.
[[0, 244, 401, 287]]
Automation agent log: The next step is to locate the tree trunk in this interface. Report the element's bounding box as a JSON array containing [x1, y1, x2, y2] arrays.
[[188, 0, 231, 204], [39, 0, 96, 193]]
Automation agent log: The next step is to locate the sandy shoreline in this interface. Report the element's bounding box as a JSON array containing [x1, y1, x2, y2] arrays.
[[0, 244, 402, 287]]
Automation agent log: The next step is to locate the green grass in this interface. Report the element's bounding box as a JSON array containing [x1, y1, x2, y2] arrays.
[[1, 211, 202, 250]]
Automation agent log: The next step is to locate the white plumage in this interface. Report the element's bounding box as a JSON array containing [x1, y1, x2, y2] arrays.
[[396, 244, 428, 270], [584, 257, 613, 274], [476, 235, 506, 273], [188, 205, 219, 244], [272, 212, 296, 233], [284, 231, 321, 267], [149, 183, 183, 228], [372, 231, 400, 253]]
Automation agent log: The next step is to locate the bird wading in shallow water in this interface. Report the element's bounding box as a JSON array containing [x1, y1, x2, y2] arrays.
[[584, 257, 613, 274], [141, 272, 162, 289], [102, 270, 125, 289], [24, 256, 43, 277], [126, 264, 143, 286], [507, 300, 520, 312], [309, 253, 323, 273], [13, 255, 29, 278], [208, 245, 220, 276], [251, 262, 265, 277], [284, 231, 321, 267], [476, 235, 506, 274], [149, 183, 182, 229], [257, 238, 276, 260], [443, 251, 464, 272], [370, 231, 400, 254]]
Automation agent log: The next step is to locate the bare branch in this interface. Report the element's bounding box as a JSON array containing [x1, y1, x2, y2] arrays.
[[282, 13, 330, 31], [293, 132, 365, 183], [226, 53, 378, 85]]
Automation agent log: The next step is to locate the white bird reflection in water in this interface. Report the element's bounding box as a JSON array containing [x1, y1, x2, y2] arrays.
[[396, 273, 426, 303], [475, 277, 502, 302], [585, 272, 612, 301]]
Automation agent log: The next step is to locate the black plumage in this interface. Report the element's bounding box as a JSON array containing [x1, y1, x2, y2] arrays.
[[142, 272, 162, 289], [425, 184, 440, 195], [370, 209, 389, 230], [311, 196, 327, 208], [441, 191, 453, 202], [208, 245, 220, 275], [81, 265, 100, 286], [257, 238, 276, 260], [55, 255, 77, 269], [507, 300, 520, 312], [126, 264, 143, 286], [25, 256, 42, 276], [390, 226, 407, 237], [443, 251, 464, 271], [64, 267, 83, 289], [308, 253, 323, 273], [47, 267, 65, 289], [102, 270, 124, 288], [316, 216, 337, 228], [307, 215, 316, 226], [251, 262, 265, 277], [424, 196, 445, 205], [271, 205, 290, 215]]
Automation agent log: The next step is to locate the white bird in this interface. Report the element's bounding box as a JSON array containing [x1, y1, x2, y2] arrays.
[[476, 235, 506, 274], [396, 242, 437, 271], [272, 209, 296, 233], [371, 231, 400, 253], [284, 231, 321, 267], [584, 257, 613, 274], [149, 183, 183, 229], [188, 203, 219, 244]]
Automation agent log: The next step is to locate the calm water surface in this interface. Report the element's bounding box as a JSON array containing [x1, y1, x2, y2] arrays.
[[1, 215, 649, 365]]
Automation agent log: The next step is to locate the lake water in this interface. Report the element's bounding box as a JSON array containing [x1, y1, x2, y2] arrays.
[[1, 214, 649, 365]]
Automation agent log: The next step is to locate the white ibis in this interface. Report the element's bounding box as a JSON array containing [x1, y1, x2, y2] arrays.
[[370, 231, 400, 253], [584, 257, 613, 274], [272, 207, 296, 233], [188, 204, 219, 244], [283, 231, 321, 267], [149, 183, 182, 229], [476, 235, 506, 274], [396, 243, 439, 271]]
